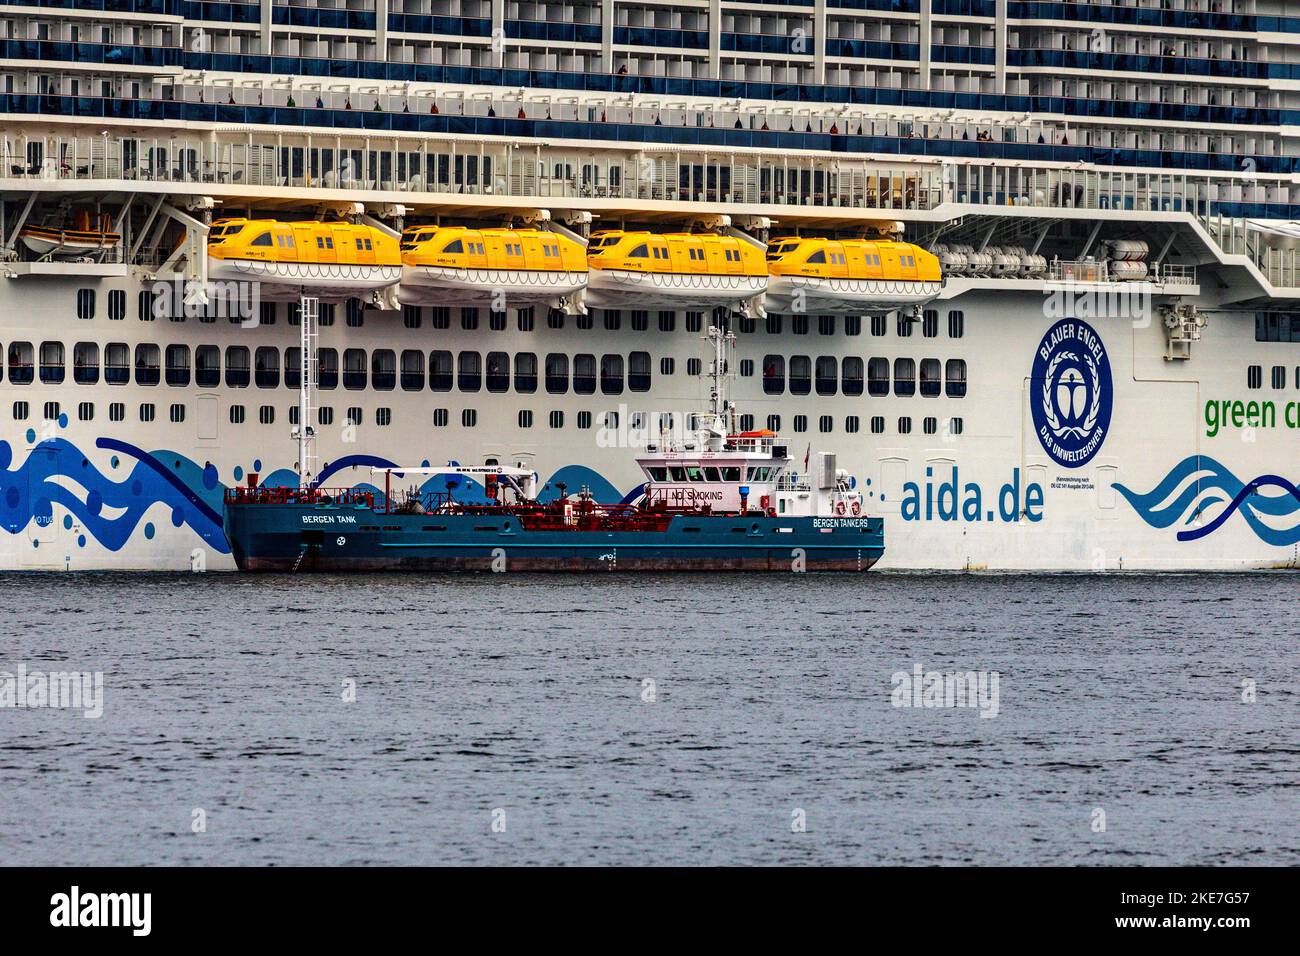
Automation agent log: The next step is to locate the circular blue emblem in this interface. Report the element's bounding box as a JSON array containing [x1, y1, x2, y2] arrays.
[[1030, 318, 1113, 468]]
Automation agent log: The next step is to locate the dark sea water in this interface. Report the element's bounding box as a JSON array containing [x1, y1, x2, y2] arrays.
[[0, 571, 1296, 866]]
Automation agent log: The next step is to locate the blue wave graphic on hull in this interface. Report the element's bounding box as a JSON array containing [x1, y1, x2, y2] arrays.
[[1114, 455, 1300, 547], [0, 437, 229, 553], [1, 437, 635, 555]]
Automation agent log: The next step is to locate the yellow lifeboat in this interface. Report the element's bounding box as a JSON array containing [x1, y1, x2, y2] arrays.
[[765, 237, 943, 314], [20, 210, 120, 259], [585, 230, 768, 315], [399, 226, 588, 311], [207, 218, 402, 301]]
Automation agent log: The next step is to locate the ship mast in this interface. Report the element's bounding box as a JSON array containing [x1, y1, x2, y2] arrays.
[[295, 293, 319, 486], [702, 322, 736, 447]]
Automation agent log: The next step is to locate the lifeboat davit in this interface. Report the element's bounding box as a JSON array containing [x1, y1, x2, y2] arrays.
[[399, 226, 588, 312], [206, 218, 402, 301], [20, 210, 120, 258], [765, 237, 943, 314], [584, 231, 768, 315]]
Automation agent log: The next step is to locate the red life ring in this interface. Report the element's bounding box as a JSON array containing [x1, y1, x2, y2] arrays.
[[835, 500, 846, 516], [851, 501, 862, 516]]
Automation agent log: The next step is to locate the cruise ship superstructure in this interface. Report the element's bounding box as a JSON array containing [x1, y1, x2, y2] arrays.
[[1, 0, 1298, 570]]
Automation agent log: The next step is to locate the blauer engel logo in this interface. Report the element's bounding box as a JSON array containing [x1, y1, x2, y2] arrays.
[[1030, 318, 1113, 468]]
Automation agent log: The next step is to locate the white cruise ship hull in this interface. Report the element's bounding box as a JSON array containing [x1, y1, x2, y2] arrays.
[[2, 276, 1295, 572]]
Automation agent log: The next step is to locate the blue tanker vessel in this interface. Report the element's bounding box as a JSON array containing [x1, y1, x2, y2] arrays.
[[223, 328, 885, 573]]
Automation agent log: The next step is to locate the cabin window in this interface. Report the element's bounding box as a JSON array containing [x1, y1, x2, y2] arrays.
[[285, 348, 301, 389], [1246, 365, 1262, 389], [793, 416, 807, 433], [629, 351, 651, 392], [371, 349, 396, 391], [255, 347, 280, 388], [871, 416, 885, 434], [224, 346, 250, 388], [920, 358, 942, 397], [433, 408, 449, 427], [871, 315, 887, 336], [545, 353, 568, 394], [108, 290, 126, 321], [946, 359, 968, 397], [818, 316, 835, 336], [165, 345, 190, 387], [400, 350, 425, 391], [600, 354, 624, 395], [842, 357, 864, 396], [318, 349, 339, 390], [486, 352, 510, 392], [763, 355, 785, 394], [924, 417, 938, 435], [74, 342, 100, 385], [457, 351, 481, 392], [789, 355, 811, 395], [950, 417, 964, 435], [948, 310, 965, 338], [922, 310, 939, 337], [193, 345, 219, 388], [893, 358, 916, 397], [430, 350, 453, 391], [815, 356, 837, 396], [39, 341, 65, 384], [898, 416, 913, 434], [134, 344, 160, 386], [76, 288, 95, 320], [343, 348, 368, 390], [573, 354, 596, 395], [249, 231, 272, 247], [819, 416, 833, 433], [896, 314, 914, 337]]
